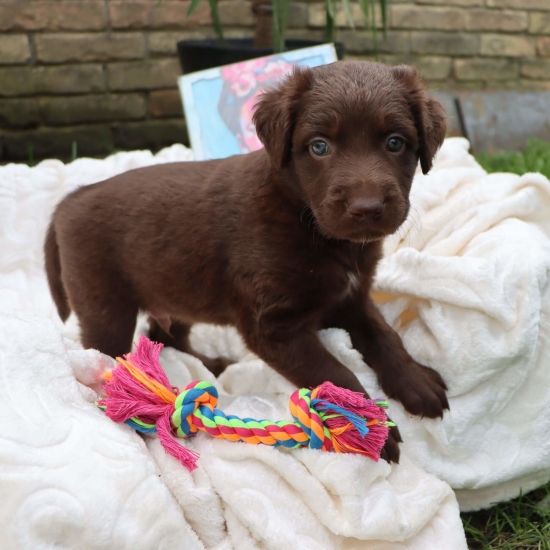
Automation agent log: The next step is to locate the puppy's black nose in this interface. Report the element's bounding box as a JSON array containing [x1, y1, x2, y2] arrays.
[[348, 200, 384, 222]]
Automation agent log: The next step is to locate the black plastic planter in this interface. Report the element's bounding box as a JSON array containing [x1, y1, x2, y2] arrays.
[[177, 38, 345, 74]]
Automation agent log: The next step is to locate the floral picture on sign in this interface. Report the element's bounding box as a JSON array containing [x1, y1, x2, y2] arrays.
[[178, 43, 338, 161]]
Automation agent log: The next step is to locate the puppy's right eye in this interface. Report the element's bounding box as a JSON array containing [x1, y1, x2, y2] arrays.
[[311, 140, 329, 157], [387, 137, 404, 153]]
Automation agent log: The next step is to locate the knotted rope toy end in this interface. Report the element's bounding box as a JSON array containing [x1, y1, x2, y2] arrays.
[[97, 335, 394, 471]]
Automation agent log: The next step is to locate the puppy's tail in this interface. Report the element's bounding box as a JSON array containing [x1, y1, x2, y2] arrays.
[[44, 222, 71, 322]]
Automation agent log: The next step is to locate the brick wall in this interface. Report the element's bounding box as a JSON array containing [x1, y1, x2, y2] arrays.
[[0, 0, 549, 162]]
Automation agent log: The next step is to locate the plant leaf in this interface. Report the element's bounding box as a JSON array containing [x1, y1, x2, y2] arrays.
[[273, 0, 290, 53], [379, 0, 388, 38], [207, 0, 225, 44], [356, 0, 371, 26], [326, 0, 336, 20], [341, 0, 355, 30], [355, 0, 382, 58], [325, 4, 335, 42], [370, 0, 378, 55], [273, 0, 282, 52], [186, 0, 202, 17]]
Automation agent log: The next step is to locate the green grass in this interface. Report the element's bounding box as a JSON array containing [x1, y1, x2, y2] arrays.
[[476, 138, 550, 180], [462, 486, 550, 549], [463, 138, 550, 549]]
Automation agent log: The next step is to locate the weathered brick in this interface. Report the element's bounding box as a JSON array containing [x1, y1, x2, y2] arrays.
[[109, 1, 211, 30], [149, 89, 183, 118], [112, 119, 188, 150], [0, 35, 30, 64], [0, 68, 35, 96], [455, 58, 520, 80], [465, 9, 527, 32], [412, 56, 453, 79], [521, 59, 550, 79], [287, 4, 309, 28], [529, 12, 550, 34], [375, 54, 453, 79], [107, 60, 181, 91], [362, 55, 387, 64], [39, 94, 147, 125], [339, 31, 409, 54], [0, 98, 40, 128], [285, 28, 324, 41], [519, 79, 550, 91], [415, 0, 482, 5], [364, 53, 394, 65], [219, 1, 254, 26], [538, 37, 550, 57], [149, 31, 209, 55], [150, 32, 188, 56], [148, 29, 250, 55], [1, 125, 114, 162], [287, 0, 325, 3], [411, 32, 478, 55], [308, 3, 383, 29], [36, 33, 145, 64], [483, 80, 530, 90], [0, 2, 106, 31], [390, 5, 464, 30], [0, 65, 105, 96], [437, 80, 486, 91], [480, 34, 535, 57], [35, 65, 106, 94], [486, 0, 550, 9]]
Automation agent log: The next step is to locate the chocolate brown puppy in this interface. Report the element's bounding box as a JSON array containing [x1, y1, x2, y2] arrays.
[[45, 61, 448, 462]]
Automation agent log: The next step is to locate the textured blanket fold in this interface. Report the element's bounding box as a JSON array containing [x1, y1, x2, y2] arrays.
[[3, 137, 547, 548], [373, 139, 550, 510]]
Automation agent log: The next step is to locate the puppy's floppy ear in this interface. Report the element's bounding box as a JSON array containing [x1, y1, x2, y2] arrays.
[[253, 66, 313, 169], [392, 65, 446, 174]]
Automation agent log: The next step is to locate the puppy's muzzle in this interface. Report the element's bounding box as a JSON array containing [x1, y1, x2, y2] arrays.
[[347, 199, 385, 223]]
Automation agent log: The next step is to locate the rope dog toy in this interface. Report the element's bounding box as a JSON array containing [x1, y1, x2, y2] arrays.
[[97, 335, 394, 471]]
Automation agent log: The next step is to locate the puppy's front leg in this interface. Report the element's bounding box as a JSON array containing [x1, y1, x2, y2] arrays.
[[238, 315, 401, 462], [325, 294, 449, 419], [245, 326, 365, 392]]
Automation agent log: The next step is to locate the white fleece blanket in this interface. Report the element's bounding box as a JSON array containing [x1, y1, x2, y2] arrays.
[[1, 137, 548, 548]]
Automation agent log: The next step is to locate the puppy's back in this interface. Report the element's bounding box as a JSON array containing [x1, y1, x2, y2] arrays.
[[47, 152, 265, 326]]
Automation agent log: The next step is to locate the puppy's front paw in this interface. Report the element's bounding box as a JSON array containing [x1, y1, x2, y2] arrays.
[[380, 423, 402, 464], [386, 362, 449, 419]]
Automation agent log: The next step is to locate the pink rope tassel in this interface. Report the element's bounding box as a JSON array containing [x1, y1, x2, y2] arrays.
[[98, 335, 200, 470], [157, 411, 200, 471], [130, 337, 172, 388]]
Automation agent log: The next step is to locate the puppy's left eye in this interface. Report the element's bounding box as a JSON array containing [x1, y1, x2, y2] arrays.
[[311, 140, 329, 157], [387, 137, 404, 152]]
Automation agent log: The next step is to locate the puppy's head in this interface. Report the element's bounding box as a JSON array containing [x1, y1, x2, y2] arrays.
[[253, 61, 446, 242]]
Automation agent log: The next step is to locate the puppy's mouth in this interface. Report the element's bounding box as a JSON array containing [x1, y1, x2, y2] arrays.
[[309, 206, 403, 243], [310, 213, 392, 243], [346, 230, 386, 244], [347, 215, 408, 242]]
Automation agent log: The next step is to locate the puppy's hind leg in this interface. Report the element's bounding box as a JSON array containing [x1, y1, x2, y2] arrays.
[[74, 296, 139, 359], [148, 317, 231, 377]]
